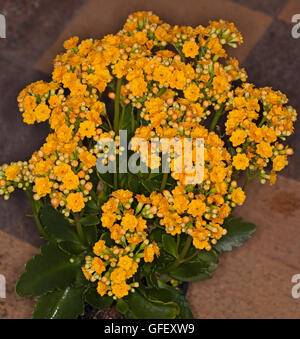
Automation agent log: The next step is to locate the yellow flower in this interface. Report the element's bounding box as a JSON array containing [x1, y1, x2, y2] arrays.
[[182, 41, 199, 58], [192, 229, 210, 250], [5, 165, 20, 181], [110, 267, 127, 284], [34, 103, 51, 122], [66, 192, 85, 212], [184, 83, 200, 102], [173, 195, 189, 214], [97, 281, 108, 296], [144, 245, 155, 263], [91, 257, 106, 275], [230, 129, 247, 147], [78, 121, 96, 139], [93, 240, 106, 255], [62, 171, 79, 190], [101, 212, 117, 228], [231, 187, 246, 205], [54, 163, 72, 178], [170, 70, 187, 90], [79, 151, 96, 168], [81, 266, 92, 281], [121, 214, 138, 232], [110, 224, 122, 241], [273, 155, 287, 172], [232, 153, 249, 170], [112, 189, 133, 203], [256, 142, 273, 159], [129, 77, 147, 97], [188, 199, 206, 218], [63, 36, 79, 50], [34, 177, 53, 197], [118, 255, 134, 271], [35, 160, 51, 176], [153, 65, 171, 85], [112, 282, 130, 299], [212, 75, 228, 94]]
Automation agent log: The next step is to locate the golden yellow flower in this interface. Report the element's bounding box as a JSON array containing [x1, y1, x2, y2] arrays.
[[232, 153, 249, 170], [273, 155, 287, 172], [66, 192, 85, 212], [34, 177, 53, 197], [188, 199, 206, 218], [182, 41, 199, 58], [91, 257, 106, 275], [78, 121, 96, 139], [184, 83, 200, 102], [93, 240, 106, 256], [97, 281, 108, 296], [231, 187, 246, 205], [111, 282, 130, 299], [5, 165, 20, 181], [110, 267, 127, 284]]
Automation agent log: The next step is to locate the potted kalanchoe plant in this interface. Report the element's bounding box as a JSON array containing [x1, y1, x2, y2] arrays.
[[0, 11, 297, 319]]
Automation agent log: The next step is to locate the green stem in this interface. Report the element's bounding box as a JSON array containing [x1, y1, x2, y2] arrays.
[[114, 78, 122, 133], [74, 214, 86, 245], [209, 108, 224, 131], [165, 236, 193, 272], [25, 190, 55, 245], [258, 116, 266, 127], [114, 171, 118, 190], [160, 172, 169, 191]]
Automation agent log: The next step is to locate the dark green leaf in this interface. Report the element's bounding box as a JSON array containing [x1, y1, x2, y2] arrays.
[[170, 262, 212, 282], [16, 244, 81, 297], [32, 286, 85, 319], [58, 241, 86, 255], [162, 234, 178, 258], [116, 299, 129, 314], [214, 217, 256, 253], [85, 200, 99, 214], [125, 290, 179, 319], [40, 205, 80, 244], [79, 215, 99, 227], [84, 225, 99, 246], [84, 286, 113, 310], [147, 286, 193, 319]]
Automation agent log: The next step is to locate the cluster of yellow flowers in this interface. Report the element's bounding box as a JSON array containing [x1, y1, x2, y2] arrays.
[[226, 84, 296, 184], [0, 11, 297, 260], [82, 189, 159, 299]]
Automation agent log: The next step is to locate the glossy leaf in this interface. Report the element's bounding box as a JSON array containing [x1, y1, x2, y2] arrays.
[[84, 286, 113, 310], [214, 217, 256, 253], [32, 286, 85, 319], [147, 286, 193, 319], [79, 215, 100, 227], [116, 299, 129, 314], [170, 262, 212, 282], [40, 205, 80, 244], [125, 290, 179, 319], [162, 234, 178, 258], [16, 244, 81, 297]]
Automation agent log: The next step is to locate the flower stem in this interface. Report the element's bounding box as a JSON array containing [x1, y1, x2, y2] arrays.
[[114, 78, 122, 133], [165, 236, 193, 272], [25, 190, 55, 245], [209, 107, 224, 131], [160, 172, 169, 191], [74, 214, 86, 245]]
